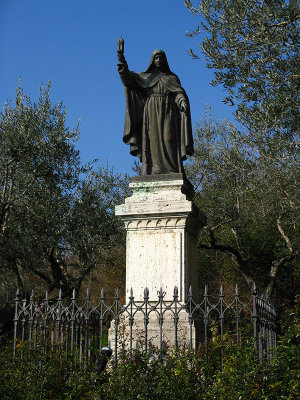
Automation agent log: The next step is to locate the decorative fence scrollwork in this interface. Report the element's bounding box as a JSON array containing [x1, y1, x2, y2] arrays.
[[13, 284, 278, 364]]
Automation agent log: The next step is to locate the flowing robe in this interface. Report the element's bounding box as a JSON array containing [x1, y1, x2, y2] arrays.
[[119, 66, 193, 175]]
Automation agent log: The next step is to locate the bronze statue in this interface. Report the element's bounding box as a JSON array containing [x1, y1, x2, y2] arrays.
[[117, 37, 194, 175]]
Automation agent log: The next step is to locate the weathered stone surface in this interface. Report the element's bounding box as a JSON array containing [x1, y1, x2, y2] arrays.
[[109, 176, 204, 349], [116, 176, 205, 303], [109, 309, 197, 352]]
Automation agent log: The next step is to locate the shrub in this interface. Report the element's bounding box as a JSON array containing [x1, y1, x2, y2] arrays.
[[0, 341, 96, 400], [0, 308, 299, 400]]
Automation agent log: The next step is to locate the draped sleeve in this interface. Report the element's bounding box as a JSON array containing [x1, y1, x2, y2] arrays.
[[119, 68, 147, 158]]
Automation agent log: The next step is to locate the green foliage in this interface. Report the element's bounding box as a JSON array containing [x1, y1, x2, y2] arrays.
[[186, 107, 299, 300], [0, 82, 128, 304], [0, 341, 97, 400], [1, 309, 299, 400], [185, 0, 300, 136], [184, 0, 299, 301]]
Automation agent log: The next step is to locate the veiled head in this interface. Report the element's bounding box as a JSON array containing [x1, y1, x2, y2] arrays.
[[145, 50, 172, 74]]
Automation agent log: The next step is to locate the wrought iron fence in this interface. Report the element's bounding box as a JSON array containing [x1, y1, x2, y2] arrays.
[[13, 284, 278, 364]]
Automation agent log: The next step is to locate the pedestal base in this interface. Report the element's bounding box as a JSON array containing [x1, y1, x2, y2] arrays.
[[115, 174, 205, 303], [112, 174, 205, 349], [109, 307, 197, 353]]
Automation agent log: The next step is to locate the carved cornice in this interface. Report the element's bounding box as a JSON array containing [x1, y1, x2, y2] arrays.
[[124, 217, 187, 231]]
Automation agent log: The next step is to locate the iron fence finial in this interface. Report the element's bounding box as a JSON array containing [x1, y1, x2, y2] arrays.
[[144, 287, 149, 298], [235, 284, 239, 295], [14, 289, 20, 301], [204, 285, 208, 295]]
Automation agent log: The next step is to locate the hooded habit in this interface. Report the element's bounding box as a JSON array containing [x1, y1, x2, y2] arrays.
[[119, 50, 194, 175]]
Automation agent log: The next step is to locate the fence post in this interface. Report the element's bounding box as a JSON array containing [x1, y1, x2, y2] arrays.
[[13, 289, 20, 358], [158, 288, 164, 353], [113, 288, 119, 366], [173, 286, 179, 348], [56, 289, 62, 347], [84, 288, 91, 362], [128, 287, 134, 356], [234, 284, 240, 343], [70, 289, 76, 356], [143, 287, 149, 354], [203, 285, 209, 354], [251, 282, 258, 353], [187, 285, 193, 350]]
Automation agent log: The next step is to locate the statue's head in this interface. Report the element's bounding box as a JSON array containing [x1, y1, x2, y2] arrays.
[[145, 50, 172, 74], [154, 52, 164, 70]]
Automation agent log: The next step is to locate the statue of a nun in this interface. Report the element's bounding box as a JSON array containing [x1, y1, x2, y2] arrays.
[[117, 38, 194, 176]]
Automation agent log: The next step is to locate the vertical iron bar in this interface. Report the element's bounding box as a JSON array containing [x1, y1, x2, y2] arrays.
[[56, 289, 62, 345], [70, 289, 76, 355], [65, 320, 69, 360], [113, 288, 119, 366], [43, 291, 49, 355], [60, 309, 64, 347], [99, 288, 104, 351], [204, 285, 209, 356], [258, 297, 263, 362], [84, 288, 90, 363], [251, 283, 258, 353], [75, 319, 79, 366], [13, 289, 20, 358], [28, 291, 34, 358], [28, 291, 34, 343], [235, 284, 240, 343], [173, 287, 178, 348], [158, 288, 164, 352], [21, 297, 26, 343], [219, 286, 224, 370], [79, 315, 83, 364], [188, 286, 193, 350], [144, 288, 149, 354], [129, 288, 134, 357], [33, 318, 38, 350]]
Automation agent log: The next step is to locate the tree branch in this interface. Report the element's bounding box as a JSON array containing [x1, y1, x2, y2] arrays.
[[29, 267, 52, 285], [265, 252, 296, 299], [265, 217, 297, 298], [277, 217, 293, 253], [198, 227, 256, 289]]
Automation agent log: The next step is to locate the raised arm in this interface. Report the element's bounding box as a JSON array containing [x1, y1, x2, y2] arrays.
[[118, 37, 136, 88]]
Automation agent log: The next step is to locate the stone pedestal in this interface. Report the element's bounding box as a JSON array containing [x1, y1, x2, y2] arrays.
[[116, 174, 204, 302], [110, 174, 205, 350]]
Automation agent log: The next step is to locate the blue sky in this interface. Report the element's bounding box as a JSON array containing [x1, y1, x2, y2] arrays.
[[0, 0, 234, 175]]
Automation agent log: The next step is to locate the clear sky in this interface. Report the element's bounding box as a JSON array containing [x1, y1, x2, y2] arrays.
[[0, 0, 234, 175]]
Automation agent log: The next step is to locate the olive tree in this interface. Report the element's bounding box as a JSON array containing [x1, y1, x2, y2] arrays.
[[0, 83, 127, 300], [187, 109, 299, 299], [185, 0, 300, 136]]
